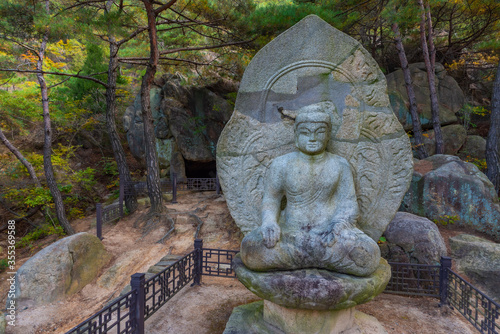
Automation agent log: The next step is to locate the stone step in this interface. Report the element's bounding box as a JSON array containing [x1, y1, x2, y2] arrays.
[[147, 255, 182, 274]]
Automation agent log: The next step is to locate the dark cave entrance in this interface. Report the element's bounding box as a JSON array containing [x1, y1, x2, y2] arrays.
[[184, 160, 217, 178]]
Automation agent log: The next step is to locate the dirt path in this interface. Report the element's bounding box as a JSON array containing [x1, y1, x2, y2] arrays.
[[1, 192, 482, 333], [146, 276, 477, 334]]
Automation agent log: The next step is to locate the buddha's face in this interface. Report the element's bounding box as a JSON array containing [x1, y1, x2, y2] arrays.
[[295, 122, 329, 155]]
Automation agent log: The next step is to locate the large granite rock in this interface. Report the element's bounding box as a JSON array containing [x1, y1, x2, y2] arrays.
[[458, 135, 487, 161], [418, 124, 467, 156], [450, 234, 500, 301], [387, 62, 463, 130], [124, 75, 235, 176], [217, 15, 413, 242], [233, 255, 391, 311], [381, 212, 447, 265], [8, 233, 110, 309], [400, 155, 500, 239]]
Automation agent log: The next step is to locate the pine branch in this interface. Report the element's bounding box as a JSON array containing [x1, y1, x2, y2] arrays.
[[0, 69, 109, 87]]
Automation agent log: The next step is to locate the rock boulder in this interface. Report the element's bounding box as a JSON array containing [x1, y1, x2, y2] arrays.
[[458, 135, 487, 161], [450, 234, 500, 301], [417, 124, 467, 156], [382, 212, 447, 265], [400, 155, 500, 240], [9, 233, 110, 309], [387, 62, 464, 130], [124, 75, 235, 177]]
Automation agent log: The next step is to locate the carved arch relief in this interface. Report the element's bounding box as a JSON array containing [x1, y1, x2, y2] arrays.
[[216, 18, 412, 241]]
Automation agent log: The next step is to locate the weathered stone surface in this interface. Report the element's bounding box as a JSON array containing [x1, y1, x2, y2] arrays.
[[233, 255, 391, 310], [417, 124, 467, 156], [400, 155, 500, 239], [381, 212, 447, 265], [387, 62, 463, 130], [458, 135, 487, 160], [263, 302, 355, 334], [450, 234, 500, 301], [0, 313, 5, 334], [223, 301, 387, 334], [240, 106, 381, 276], [124, 75, 234, 171], [9, 233, 110, 309], [217, 15, 413, 242]]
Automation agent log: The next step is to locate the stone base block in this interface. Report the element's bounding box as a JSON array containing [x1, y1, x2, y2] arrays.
[[223, 301, 387, 334], [264, 300, 354, 334]]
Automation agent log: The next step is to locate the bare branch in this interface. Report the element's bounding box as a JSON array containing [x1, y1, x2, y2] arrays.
[[117, 26, 149, 46], [0, 36, 41, 59], [47, 75, 73, 89], [0, 69, 108, 87], [60, 0, 107, 13], [155, 0, 177, 15], [159, 39, 252, 55]]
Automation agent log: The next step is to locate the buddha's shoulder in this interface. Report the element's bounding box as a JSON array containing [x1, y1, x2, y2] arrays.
[[270, 152, 298, 166], [325, 152, 351, 168]]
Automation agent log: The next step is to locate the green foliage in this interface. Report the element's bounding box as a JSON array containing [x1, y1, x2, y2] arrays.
[[458, 103, 490, 130], [100, 157, 119, 176], [186, 116, 207, 135], [98, 157, 120, 195], [377, 236, 387, 244], [16, 223, 65, 249], [433, 215, 459, 226], [0, 259, 8, 273], [462, 155, 487, 172], [1, 145, 97, 220]]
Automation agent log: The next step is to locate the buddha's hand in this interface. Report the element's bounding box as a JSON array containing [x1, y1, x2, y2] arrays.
[[318, 219, 354, 247], [261, 223, 280, 248]]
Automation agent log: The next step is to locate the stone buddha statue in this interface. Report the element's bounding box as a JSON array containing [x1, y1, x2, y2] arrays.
[[240, 102, 381, 277]]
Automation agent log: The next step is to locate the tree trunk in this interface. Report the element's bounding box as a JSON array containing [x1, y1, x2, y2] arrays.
[[486, 61, 500, 194], [141, 0, 163, 214], [418, 0, 444, 154], [392, 23, 428, 159], [105, 1, 137, 213], [0, 127, 41, 187], [36, 0, 75, 235], [0, 127, 43, 224]]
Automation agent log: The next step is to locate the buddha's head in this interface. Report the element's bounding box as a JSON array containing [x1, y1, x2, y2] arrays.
[[294, 103, 332, 155]]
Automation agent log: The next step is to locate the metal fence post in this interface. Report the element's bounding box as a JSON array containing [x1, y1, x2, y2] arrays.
[[96, 203, 102, 240], [439, 256, 452, 306], [215, 173, 220, 195], [130, 273, 145, 334], [193, 239, 203, 285], [172, 172, 178, 204], [119, 179, 124, 218]]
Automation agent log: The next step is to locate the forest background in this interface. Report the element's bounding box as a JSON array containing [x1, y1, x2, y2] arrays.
[[0, 0, 499, 254]]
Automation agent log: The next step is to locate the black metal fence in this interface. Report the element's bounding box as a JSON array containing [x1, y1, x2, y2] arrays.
[[65, 239, 232, 334], [65, 289, 138, 334], [201, 246, 239, 278], [447, 269, 500, 334], [144, 250, 197, 320], [384, 261, 441, 298], [66, 242, 499, 334], [95, 174, 220, 239]]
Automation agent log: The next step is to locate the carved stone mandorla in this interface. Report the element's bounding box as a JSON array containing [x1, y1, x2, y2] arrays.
[[217, 15, 413, 242]]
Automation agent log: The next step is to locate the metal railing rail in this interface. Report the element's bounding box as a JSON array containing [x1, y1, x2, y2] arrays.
[[384, 261, 441, 298], [447, 269, 500, 334], [144, 250, 197, 320], [65, 289, 137, 334], [95, 175, 220, 239], [66, 244, 499, 334]]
